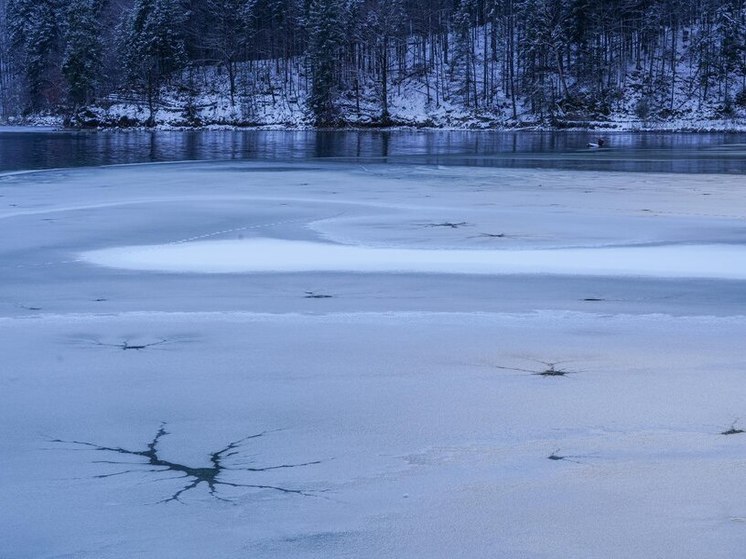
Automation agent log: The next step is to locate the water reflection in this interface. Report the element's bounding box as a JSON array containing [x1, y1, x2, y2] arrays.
[[1, 129, 746, 174]]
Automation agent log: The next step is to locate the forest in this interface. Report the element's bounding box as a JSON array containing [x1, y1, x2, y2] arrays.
[[1, 0, 746, 127]]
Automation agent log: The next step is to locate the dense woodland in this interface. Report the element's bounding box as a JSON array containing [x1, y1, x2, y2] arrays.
[[1, 0, 746, 127]]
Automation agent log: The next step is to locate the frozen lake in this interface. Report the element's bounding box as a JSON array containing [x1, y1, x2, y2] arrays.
[[2, 142, 746, 557]]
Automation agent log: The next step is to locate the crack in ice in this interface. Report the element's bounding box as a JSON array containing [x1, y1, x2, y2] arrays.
[[51, 424, 323, 503]]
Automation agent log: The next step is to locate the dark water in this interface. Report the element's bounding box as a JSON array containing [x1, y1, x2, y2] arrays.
[[2, 128, 746, 174]]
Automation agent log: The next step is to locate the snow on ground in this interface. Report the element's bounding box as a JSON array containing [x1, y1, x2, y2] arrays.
[[64, 32, 746, 131], [2, 161, 746, 558], [60, 25, 746, 132]]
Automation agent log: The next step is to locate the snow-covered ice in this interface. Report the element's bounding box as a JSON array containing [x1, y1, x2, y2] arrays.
[[2, 161, 746, 558], [83, 237, 746, 279]]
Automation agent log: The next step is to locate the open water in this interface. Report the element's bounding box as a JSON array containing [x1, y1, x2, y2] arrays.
[[1, 128, 746, 174]]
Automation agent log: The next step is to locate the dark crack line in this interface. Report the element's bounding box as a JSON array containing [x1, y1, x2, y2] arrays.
[[305, 291, 333, 299], [92, 460, 152, 465], [722, 419, 745, 435], [72, 336, 193, 351], [425, 221, 469, 229], [495, 360, 580, 377], [159, 478, 203, 504], [467, 232, 510, 239], [547, 449, 584, 464], [51, 424, 322, 503], [117, 339, 169, 351], [94, 468, 166, 479], [228, 460, 324, 472]]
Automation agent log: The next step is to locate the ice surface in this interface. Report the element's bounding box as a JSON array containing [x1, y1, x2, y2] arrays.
[[2, 161, 746, 558]]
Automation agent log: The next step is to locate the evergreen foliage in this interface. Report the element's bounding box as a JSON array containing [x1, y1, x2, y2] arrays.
[[7, 0, 62, 111], [62, 0, 104, 106], [365, 0, 406, 122], [122, 0, 189, 122], [198, 0, 256, 104], [306, 0, 348, 125], [3, 0, 746, 125]]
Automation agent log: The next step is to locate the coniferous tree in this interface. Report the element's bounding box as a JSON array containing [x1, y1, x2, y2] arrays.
[[7, 0, 62, 112], [202, 0, 255, 105], [306, 0, 348, 125], [122, 0, 189, 124], [451, 0, 480, 108], [0, 0, 13, 117], [366, 0, 405, 123], [62, 0, 104, 107], [3, 0, 746, 124], [716, 0, 746, 108]]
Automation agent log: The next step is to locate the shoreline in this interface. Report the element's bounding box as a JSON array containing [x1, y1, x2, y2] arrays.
[[5, 120, 746, 134]]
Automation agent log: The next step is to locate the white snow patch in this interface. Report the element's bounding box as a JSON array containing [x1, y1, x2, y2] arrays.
[[82, 238, 746, 279]]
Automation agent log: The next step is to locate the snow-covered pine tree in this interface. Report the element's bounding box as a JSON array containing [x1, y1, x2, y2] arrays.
[[451, 0, 478, 109], [0, 0, 14, 118], [306, 0, 348, 125], [257, 0, 305, 97], [121, 0, 190, 125], [716, 0, 746, 111], [7, 0, 62, 112], [202, 0, 256, 106], [366, 0, 405, 124], [62, 0, 104, 108], [516, 0, 571, 120]]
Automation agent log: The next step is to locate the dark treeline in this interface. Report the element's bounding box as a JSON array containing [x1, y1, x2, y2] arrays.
[[1, 0, 746, 126]]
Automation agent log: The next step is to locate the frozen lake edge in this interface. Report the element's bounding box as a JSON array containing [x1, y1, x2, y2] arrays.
[[2, 161, 746, 558]]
